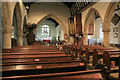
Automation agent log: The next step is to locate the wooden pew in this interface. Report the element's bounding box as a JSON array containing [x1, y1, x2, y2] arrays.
[[119, 56, 120, 79], [2, 57, 86, 77], [2, 60, 84, 66], [1, 69, 103, 80], [93, 49, 120, 66], [2, 45, 111, 80], [2, 52, 66, 55], [84, 46, 117, 63], [103, 51, 120, 79]]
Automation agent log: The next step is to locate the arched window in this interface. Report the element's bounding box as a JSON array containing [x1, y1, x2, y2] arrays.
[[42, 25, 49, 36]]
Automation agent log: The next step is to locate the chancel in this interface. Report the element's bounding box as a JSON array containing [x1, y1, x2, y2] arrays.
[[1, 0, 120, 80]]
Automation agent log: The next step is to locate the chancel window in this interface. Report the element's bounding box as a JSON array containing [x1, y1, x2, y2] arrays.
[[42, 25, 49, 36]]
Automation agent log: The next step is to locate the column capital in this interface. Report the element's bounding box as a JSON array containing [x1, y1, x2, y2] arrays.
[[2, 27, 13, 33], [102, 29, 110, 32]]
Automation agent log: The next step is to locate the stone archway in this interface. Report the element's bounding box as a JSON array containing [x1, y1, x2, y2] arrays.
[[84, 8, 102, 33], [103, 2, 118, 30], [13, 2, 23, 46], [83, 8, 102, 45], [102, 2, 118, 47], [36, 14, 67, 35]]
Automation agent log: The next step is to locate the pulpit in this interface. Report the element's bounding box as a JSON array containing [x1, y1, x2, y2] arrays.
[[26, 23, 36, 45]]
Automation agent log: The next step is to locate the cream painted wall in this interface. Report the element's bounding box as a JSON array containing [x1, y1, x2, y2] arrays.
[[82, 2, 110, 32], [60, 30, 64, 40], [56, 25, 62, 41], [95, 18, 101, 39], [28, 2, 70, 35]]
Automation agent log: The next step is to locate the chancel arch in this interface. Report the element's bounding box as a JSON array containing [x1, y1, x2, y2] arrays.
[[36, 14, 66, 35], [34, 14, 64, 45]]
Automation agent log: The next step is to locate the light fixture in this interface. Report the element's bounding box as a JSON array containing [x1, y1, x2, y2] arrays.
[[26, 6, 29, 9]]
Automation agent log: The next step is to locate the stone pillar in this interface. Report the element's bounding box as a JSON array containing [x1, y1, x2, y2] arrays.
[[83, 33, 88, 45], [2, 27, 12, 49], [102, 29, 110, 47], [0, 2, 2, 50], [17, 30, 23, 46], [17, 26, 23, 46]]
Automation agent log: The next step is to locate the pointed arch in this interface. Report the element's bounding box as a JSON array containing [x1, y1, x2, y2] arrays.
[[103, 2, 118, 29], [13, 2, 22, 27], [84, 8, 102, 33], [36, 14, 67, 34]]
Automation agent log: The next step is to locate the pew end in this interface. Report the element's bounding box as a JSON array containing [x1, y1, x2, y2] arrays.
[[85, 48, 89, 63], [93, 49, 99, 67]]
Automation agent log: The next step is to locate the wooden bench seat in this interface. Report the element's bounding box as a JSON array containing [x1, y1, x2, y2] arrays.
[[2, 60, 83, 66], [1, 69, 103, 80], [2, 56, 73, 63], [2, 49, 61, 53], [2, 52, 66, 55], [2, 61, 85, 77], [2, 54, 72, 59]]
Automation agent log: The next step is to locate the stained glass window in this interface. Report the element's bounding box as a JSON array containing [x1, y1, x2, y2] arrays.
[[42, 25, 49, 36]]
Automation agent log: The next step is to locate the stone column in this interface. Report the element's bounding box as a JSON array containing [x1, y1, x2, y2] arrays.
[[0, 2, 2, 50], [102, 29, 110, 47], [2, 27, 12, 49], [17, 26, 23, 46], [83, 33, 88, 45]]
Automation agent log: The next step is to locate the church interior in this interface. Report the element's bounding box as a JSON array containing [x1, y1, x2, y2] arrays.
[[0, 0, 120, 80]]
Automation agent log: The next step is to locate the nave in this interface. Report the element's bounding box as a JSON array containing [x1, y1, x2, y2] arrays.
[[1, 43, 120, 80], [1, 1, 120, 80]]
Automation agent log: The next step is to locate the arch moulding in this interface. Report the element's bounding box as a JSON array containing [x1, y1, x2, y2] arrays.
[[84, 7, 102, 34], [36, 14, 67, 34]]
